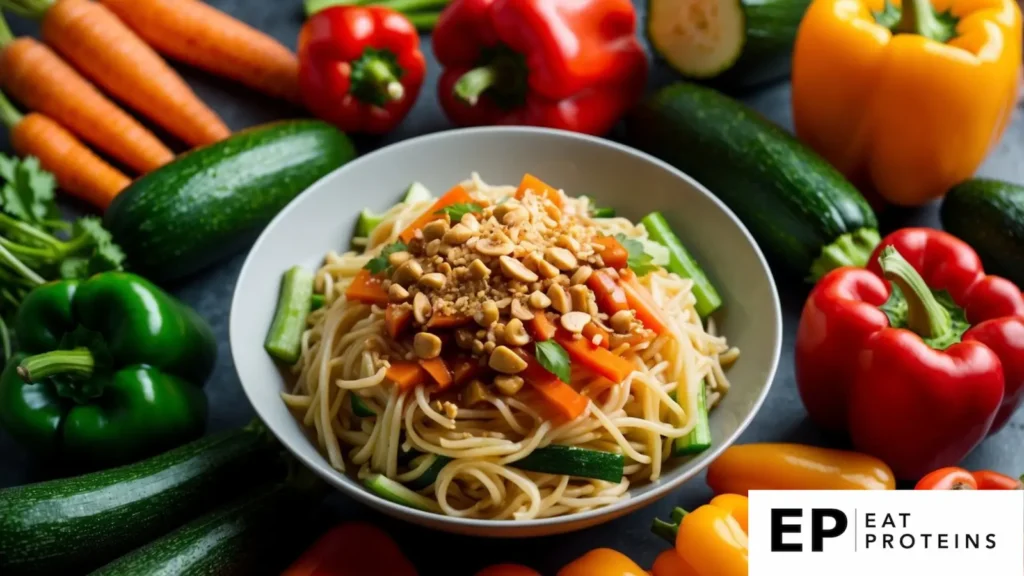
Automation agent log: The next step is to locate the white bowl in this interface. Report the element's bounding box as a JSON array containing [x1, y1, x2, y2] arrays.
[[230, 127, 782, 537]]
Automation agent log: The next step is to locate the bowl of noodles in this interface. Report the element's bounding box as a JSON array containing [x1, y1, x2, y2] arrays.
[[231, 127, 781, 537]]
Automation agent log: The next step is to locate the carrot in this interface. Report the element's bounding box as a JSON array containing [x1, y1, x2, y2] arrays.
[[419, 357, 452, 389], [399, 185, 472, 243], [99, 0, 301, 103], [4, 0, 230, 147], [619, 271, 671, 335], [0, 17, 171, 174], [554, 331, 634, 384], [385, 305, 411, 338], [425, 314, 471, 329], [451, 357, 484, 386], [515, 174, 563, 209], [386, 361, 427, 391], [345, 270, 389, 306], [517, 349, 588, 421], [0, 91, 129, 208], [581, 322, 611, 349], [592, 236, 628, 269], [528, 313, 558, 341], [587, 269, 629, 316]]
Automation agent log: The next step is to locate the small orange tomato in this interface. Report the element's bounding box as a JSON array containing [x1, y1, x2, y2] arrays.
[[558, 548, 647, 576], [475, 565, 543, 576]]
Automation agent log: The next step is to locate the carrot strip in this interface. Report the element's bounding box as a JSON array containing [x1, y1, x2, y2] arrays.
[[620, 271, 671, 335], [554, 331, 634, 384], [527, 313, 558, 342], [36, 0, 230, 147], [514, 174, 563, 209], [425, 314, 471, 329], [0, 25, 172, 174], [0, 91, 129, 208], [592, 236, 628, 270], [386, 361, 426, 392], [419, 357, 452, 389], [451, 357, 484, 386], [582, 322, 611, 349], [385, 305, 411, 339], [517, 350, 588, 421], [99, 0, 300, 103], [587, 269, 629, 315], [345, 270, 389, 306], [399, 185, 472, 243]]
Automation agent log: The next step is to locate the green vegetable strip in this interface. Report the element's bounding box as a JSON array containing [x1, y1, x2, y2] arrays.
[[673, 381, 712, 456], [310, 294, 326, 311], [511, 444, 624, 483], [641, 212, 723, 317], [350, 394, 375, 418], [406, 455, 453, 490], [264, 267, 314, 364], [592, 207, 616, 218]]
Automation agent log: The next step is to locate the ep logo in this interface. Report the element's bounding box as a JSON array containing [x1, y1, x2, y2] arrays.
[[770, 508, 848, 552]]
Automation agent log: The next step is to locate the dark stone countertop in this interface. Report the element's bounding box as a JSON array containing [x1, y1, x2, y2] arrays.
[[2, 2, 1022, 574]]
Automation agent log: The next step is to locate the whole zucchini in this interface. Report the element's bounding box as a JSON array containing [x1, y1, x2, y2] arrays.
[[105, 120, 357, 283], [89, 480, 319, 576], [647, 0, 811, 89], [625, 82, 879, 280], [0, 423, 284, 575], [941, 178, 1024, 288]]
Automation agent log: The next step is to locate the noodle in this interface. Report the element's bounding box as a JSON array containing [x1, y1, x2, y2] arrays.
[[282, 174, 739, 520]]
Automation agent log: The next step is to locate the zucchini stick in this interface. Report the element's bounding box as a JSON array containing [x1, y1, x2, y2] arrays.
[[641, 212, 723, 317], [310, 294, 326, 311], [264, 266, 314, 364], [673, 381, 712, 456]]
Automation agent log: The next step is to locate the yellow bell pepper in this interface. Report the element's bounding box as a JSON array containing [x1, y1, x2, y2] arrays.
[[705, 443, 896, 495], [650, 495, 749, 576], [556, 548, 647, 576], [792, 0, 1021, 206]]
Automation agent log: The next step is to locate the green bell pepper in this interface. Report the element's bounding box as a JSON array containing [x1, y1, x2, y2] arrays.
[[0, 272, 216, 469]]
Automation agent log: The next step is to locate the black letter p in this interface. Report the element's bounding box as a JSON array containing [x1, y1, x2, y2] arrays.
[[811, 509, 848, 552]]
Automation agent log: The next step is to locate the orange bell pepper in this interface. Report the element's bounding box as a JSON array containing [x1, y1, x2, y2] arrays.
[[792, 0, 1021, 206], [650, 495, 748, 576], [705, 443, 896, 495], [557, 548, 647, 576], [282, 522, 417, 576]]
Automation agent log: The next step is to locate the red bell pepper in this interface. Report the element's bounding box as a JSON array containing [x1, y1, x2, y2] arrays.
[[915, 467, 1023, 490], [432, 0, 648, 135], [282, 522, 418, 576], [298, 6, 426, 134], [795, 228, 1024, 480]]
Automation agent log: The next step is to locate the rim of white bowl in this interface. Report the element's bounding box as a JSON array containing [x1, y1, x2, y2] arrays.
[[230, 125, 783, 531]]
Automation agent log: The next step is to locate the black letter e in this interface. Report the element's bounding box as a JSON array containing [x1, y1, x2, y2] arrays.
[[772, 509, 803, 552]]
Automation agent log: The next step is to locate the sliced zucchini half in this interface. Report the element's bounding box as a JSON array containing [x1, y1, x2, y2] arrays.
[[648, 0, 746, 78]]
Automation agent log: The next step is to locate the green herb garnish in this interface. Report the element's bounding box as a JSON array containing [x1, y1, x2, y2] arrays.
[[364, 241, 407, 275], [435, 202, 483, 221], [615, 233, 659, 277], [535, 339, 571, 383]]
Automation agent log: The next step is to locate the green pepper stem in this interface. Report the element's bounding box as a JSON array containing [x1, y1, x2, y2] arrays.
[[454, 64, 502, 106], [878, 246, 951, 339], [406, 12, 441, 32], [651, 507, 689, 544], [363, 58, 405, 103], [18, 348, 95, 382], [894, 0, 949, 41]]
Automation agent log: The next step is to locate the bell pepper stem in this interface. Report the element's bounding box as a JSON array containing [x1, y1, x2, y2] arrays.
[[455, 64, 502, 106], [18, 348, 95, 382], [894, 0, 951, 41], [362, 57, 405, 103], [406, 11, 440, 32], [878, 246, 951, 340], [651, 507, 689, 544]]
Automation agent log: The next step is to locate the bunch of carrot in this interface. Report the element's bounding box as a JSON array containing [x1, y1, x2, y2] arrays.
[[0, 0, 302, 209]]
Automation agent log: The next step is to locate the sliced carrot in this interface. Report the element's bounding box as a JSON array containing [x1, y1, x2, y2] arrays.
[[581, 322, 611, 349], [385, 306, 411, 339], [345, 270, 389, 306], [514, 174, 563, 209], [386, 361, 427, 392], [398, 185, 472, 243], [527, 313, 558, 342], [587, 269, 629, 316], [517, 350, 588, 421], [425, 314, 471, 329], [419, 357, 452, 389], [451, 357, 484, 386], [584, 377, 618, 398], [592, 236, 628, 270], [554, 331, 634, 384], [619, 271, 671, 335]]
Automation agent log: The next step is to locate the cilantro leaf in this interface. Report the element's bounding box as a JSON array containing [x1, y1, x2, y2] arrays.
[[0, 155, 58, 225], [435, 203, 483, 222], [364, 241, 407, 275], [615, 233, 659, 277], [535, 340, 571, 384]]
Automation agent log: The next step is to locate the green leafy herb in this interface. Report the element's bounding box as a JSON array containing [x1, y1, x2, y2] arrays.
[[0, 155, 59, 226], [535, 340, 571, 383], [615, 233, 659, 277], [364, 241, 407, 274], [435, 203, 483, 221]]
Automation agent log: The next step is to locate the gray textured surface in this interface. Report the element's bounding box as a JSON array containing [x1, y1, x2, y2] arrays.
[[1, 2, 1022, 574]]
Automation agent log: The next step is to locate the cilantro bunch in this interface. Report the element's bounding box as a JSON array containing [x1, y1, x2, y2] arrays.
[[0, 155, 125, 351]]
